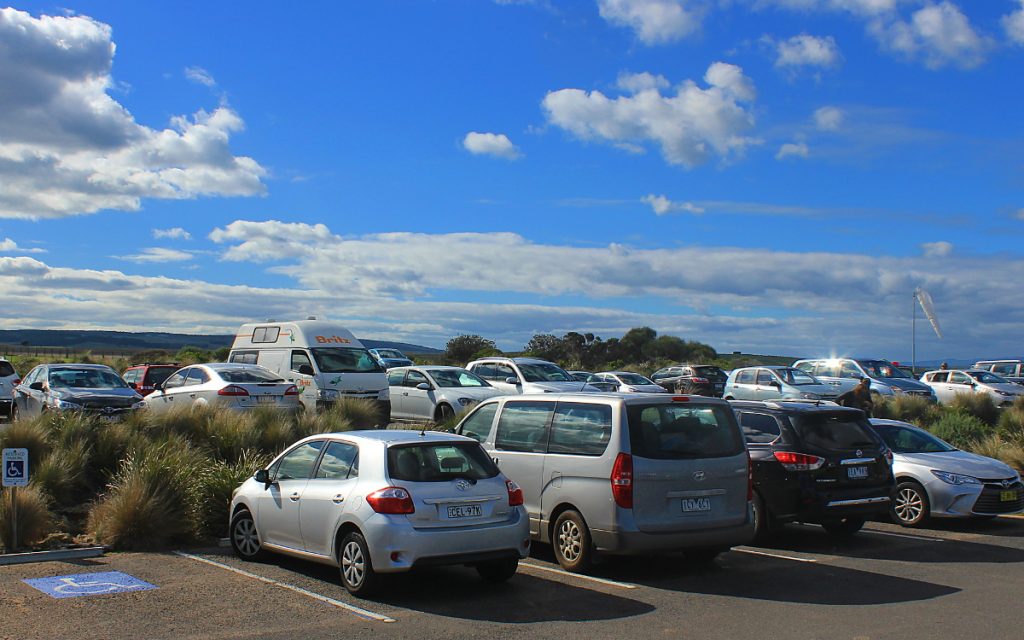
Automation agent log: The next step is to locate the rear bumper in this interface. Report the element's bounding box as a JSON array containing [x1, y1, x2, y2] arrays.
[[589, 504, 755, 554], [793, 485, 895, 522]]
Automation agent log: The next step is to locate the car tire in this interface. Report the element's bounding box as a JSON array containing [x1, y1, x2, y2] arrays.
[[229, 510, 266, 561], [476, 557, 519, 583], [891, 480, 930, 528], [435, 403, 455, 424], [821, 516, 866, 535], [751, 491, 775, 541], [552, 510, 593, 573], [338, 531, 380, 597]]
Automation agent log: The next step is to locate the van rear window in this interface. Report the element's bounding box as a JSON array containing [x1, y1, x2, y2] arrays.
[[791, 413, 880, 451], [387, 442, 499, 482], [627, 404, 743, 459]]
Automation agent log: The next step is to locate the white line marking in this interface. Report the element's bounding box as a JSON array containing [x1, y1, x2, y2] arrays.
[[518, 562, 638, 589], [861, 529, 944, 542], [733, 548, 818, 563], [173, 551, 395, 623], [1000, 514, 1024, 520]]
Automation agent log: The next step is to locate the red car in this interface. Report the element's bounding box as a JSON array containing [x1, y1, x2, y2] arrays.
[[122, 363, 179, 396]]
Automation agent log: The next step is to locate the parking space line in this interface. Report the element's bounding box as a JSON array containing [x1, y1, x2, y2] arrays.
[[173, 552, 396, 623], [732, 548, 818, 563], [860, 529, 945, 543], [1000, 514, 1024, 520], [518, 562, 638, 589]]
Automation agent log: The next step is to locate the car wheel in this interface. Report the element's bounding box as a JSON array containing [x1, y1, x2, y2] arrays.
[[435, 403, 455, 424], [476, 557, 519, 582], [751, 491, 775, 541], [821, 517, 866, 535], [553, 510, 592, 572], [891, 480, 930, 528], [339, 531, 380, 597], [229, 510, 265, 561]]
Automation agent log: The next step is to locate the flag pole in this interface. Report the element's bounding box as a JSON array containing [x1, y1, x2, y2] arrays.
[[912, 290, 917, 377]]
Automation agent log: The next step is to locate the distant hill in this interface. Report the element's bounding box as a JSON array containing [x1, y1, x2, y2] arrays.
[[0, 330, 442, 355]]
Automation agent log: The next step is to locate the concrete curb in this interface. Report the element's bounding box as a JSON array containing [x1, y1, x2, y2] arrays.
[[0, 546, 107, 566]]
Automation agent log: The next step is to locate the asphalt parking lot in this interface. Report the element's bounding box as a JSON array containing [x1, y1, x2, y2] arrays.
[[2, 517, 1023, 640]]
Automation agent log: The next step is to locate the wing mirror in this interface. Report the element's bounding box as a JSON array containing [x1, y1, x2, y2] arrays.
[[254, 469, 274, 488], [505, 377, 520, 385], [298, 364, 315, 376], [29, 381, 44, 391], [416, 382, 431, 391]]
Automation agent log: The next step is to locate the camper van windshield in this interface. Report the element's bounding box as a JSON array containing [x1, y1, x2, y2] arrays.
[[311, 348, 384, 374]]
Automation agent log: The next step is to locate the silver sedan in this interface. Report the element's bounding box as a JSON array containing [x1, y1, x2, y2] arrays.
[[387, 366, 503, 422], [868, 419, 1023, 527], [141, 363, 301, 413], [588, 371, 669, 393]]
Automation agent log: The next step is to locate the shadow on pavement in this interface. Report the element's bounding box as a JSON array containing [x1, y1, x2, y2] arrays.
[[912, 516, 1024, 539]]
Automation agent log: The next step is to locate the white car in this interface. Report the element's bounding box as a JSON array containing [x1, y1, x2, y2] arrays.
[[142, 363, 300, 414], [588, 371, 668, 393], [228, 430, 530, 596], [919, 368, 1024, 406], [465, 357, 601, 395], [0, 358, 20, 421], [386, 366, 503, 422]]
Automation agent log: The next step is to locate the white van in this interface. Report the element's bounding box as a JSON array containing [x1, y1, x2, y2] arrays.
[[228, 320, 389, 418]]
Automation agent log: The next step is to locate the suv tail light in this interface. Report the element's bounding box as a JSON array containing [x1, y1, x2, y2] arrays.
[[691, 377, 708, 384], [284, 385, 300, 396], [610, 453, 633, 509], [506, 479, 524, 506], [773, 451, 825, 471], [218, 385, 250, 397], [367, 487, 415, 514]]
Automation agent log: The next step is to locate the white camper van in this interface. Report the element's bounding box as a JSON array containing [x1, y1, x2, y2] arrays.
[[228, 320, 389, 419]]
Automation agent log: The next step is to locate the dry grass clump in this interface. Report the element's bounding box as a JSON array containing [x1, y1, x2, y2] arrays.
[[0, 417, 51, 464], [873, 395, 939, 425], [328, 398, 382, 430], [947, 392, 1000, 427], [928, 412, 993, 450], [970, 434, 1024, 471], [0, 485, 55, 551]]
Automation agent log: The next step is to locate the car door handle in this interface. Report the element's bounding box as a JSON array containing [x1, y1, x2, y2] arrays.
[[492, 456, 500, 465], [332, 495, 345, 504], [289, 492, 301, 502], [402, 391, 409, 396], [189, 393, 196, 398]]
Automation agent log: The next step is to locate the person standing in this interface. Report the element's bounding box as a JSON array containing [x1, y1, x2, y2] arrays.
[[837, 378, 873, 416]]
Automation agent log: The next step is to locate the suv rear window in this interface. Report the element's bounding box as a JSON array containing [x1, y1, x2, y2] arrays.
[[693, 366, 726, 382], [0, 361, 16, 377], [387, 442, 499, 482], [627, 403, 743, 459], [791, 413, 880, 450], [145, 367, 177, 386]]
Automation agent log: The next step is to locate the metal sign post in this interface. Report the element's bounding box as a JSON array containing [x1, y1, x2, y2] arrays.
[[3, 448, 29, 552]]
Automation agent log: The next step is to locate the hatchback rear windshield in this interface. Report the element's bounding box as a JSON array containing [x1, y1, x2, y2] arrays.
[[388, 442, 500, 482], [627, 403, 744, 459], [791, 413, 881, 451], [0, 361, 15, 377], [693, 366, 726, 382]]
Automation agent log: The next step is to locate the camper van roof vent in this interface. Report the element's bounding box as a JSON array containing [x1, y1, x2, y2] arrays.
[[266, 319, 276, 323], [307, 315, 318, 321]]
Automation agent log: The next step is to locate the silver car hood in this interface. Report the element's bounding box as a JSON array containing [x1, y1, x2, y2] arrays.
[[526, 381, 600, 393], [886, 378, 932, 392], [444, 387, 503, 401], [896, 450, 1018, 479]]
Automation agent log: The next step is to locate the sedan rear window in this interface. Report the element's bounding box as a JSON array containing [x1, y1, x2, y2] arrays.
[[627, 403, 744, 459], [791, 414, 880, 451], [217, 368, 284, 383], [388, 442, 499, 482]]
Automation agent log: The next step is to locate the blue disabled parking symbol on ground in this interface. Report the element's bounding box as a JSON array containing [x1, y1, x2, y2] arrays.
[[24, 571, 157, 599]]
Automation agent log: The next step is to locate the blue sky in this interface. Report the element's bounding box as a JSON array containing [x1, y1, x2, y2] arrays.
[[1, 1, 1022, 361]]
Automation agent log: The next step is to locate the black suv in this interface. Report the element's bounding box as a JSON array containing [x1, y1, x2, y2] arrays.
[[731, 400, 895, 540], [650, 364, 728, 396]]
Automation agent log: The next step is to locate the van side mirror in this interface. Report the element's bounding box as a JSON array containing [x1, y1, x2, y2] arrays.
[[505, 377, 520, 385], [298, 364, 315, 376]]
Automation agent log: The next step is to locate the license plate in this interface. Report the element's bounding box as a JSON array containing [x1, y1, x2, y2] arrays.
[[847, 466, 869, 479], [681, 497, 711, 512], [1001, 490, 1018, 502], [446, 504, 482, 519], [256, 395, 276, 404]]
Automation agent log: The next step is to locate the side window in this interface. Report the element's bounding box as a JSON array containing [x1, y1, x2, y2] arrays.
[[387, 370, 406, 386], [22, 367, 42, 386], [929, 372, 949, 383], [459, 403, 498, 442], [122, 369, 138, 384], [756, 370, 775, 386], [291, 350, 313, 372], [494, 364, 516, 381], [163, 370, 188, 389], [274, 441, 326, 481], [949, 372, 971, 385], [814, 362, 839, 377], [548, 402, 612, 456], [840, 361, 863, 379], [185, 368, 209, 386], [495, 401, 553, 453], [252, 326, 281, 343], [230, 351, 258, 365], [471, 363, 493, 379], [314, 441, 359, 480], [739, 412, 781, 444], [405, 370, 429, 388], [794, 362, 814, 374], [992, 363, 1014, 376], [736, 370, 754, 384]]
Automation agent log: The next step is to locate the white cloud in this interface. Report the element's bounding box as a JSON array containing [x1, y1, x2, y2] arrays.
[[1004, 1, 1024, 45], [462, 132, 522, 160], [773, 34, 841, 68], [775, 142, 809, 160], [616, 71, 670, 93], [0, 8, 267, 219], [814, 106, 845, 131], [0, 238, 46, 254], [921, 241, 953, 258], [543, 62, 759, 168], [153, 227, 193, 241], [184, 66, 216, 87], [1014, 208, 1024, 220], [597, 0, 705, 44], [641, 194, 705, 215], [867, 2, 990, 69], [113, 247, 194, 263]]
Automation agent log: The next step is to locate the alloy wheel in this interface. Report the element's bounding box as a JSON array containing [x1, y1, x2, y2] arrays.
[[233, 517, 261, 557], [558, 519, 582, 562], [894, 486, 925, 524], [342, 540, 366, 587]]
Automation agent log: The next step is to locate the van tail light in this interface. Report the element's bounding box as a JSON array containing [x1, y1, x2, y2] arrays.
[[746, 451, 753, 502], [506, 479, 524, 506], [367, 487, 415, 514], [284, 385, 300, 396], [610, 453, 633, 509], [773, 451, 825, 471], [218, 385, 250, 397]]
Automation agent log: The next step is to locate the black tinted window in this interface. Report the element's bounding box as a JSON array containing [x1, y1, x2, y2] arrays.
[[387, 442, 498, 482], [628, 403, 743, 459], [230, 351, 258, 365], [0, 361, 16, 377], [495, 401, 552, 453], [548, 402, 612, 456], [739, 412, 781, 444], [791, 414, 880, 451]]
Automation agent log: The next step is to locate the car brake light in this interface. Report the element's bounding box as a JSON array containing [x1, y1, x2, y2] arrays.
[[610, 453, 633, 509], [284, 385, 300, 396], [506, 479, 524, 506], [218, 385, 250, 397], [671, 396, 690, 402], [691, 377, 708, 384], [746, 450, 753, 502], [13, 379, 20, 386], [367, 486, 415, 514], [773, 451, 825, 471]]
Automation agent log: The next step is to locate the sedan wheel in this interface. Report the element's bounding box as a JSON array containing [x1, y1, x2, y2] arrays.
[[229, 510, 265, 560], [435, 403, 455, 424], [339, 531, 380, 597], [553, 510, 592, 572], [892, 480, 930, 528]]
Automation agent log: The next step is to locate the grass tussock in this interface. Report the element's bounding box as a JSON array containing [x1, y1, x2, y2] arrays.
[[330, 397, 385, 430], [947, 393, 1000, 427], [874, 395, 939, 425], [927, 412, 993, 450], [0, 418, 51, 464], [0, 485, 55, 551], [970, 434, 1024, 470]]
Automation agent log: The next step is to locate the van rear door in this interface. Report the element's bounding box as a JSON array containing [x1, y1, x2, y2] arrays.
[[626, 401, 749, 533]]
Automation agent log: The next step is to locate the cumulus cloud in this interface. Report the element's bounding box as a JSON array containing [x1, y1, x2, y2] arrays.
[[184, 66, 216, 87], [462, 132, 522, 160], [760, 0, 899, 16], [616, 71, 670, 93], [772, 33, 841, 68], [814, 106, 845, 131], [642, 194, 705, 215], [597, 0, 706, 44], [0, 238, 46, 254], [775, 142, 809, 160], [543, 62, 759, 168], [921, 241, 953, 258], [113, 247, 194, 263], [1004, 1, 1024, 45], [153, 227, 193, 240], [0, 8, 266, 219], [867, 2, 990, 69]]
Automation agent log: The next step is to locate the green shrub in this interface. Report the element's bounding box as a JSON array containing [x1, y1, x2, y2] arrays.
[[32, 440, 91, 508], [330, 398, 383, 429], [873, 396, 939, 426], [0, 485, 55, 551], [997, 401, 1024, 438], [193, 449, 270, 538], [928, 412, 993, 450], [948, 393, 1000, 427]]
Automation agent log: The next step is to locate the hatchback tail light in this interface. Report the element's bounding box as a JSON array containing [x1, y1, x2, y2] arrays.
[[610, 453, 633, 509], [367, 487, 415, 514], [13, 378, 20, 386], [218, 385, 250, 397], [773, 451, 825, 471], [506, 479, 524, 506], [284, 385, 300, 396]]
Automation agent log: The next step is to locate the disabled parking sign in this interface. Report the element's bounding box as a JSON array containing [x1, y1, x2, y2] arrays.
[[2, 448, 28, 487], [23, 571, 157, 599]]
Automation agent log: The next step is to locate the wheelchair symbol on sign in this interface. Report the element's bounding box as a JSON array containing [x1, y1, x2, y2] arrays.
[[52, 577, 145, 596], [6, 461, 22, 478]]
